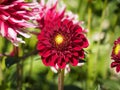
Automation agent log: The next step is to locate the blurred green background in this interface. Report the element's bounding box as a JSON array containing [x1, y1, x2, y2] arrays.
[[0, 0, 120, 90]]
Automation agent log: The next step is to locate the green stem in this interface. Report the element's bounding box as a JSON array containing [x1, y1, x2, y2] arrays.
[[17, 62, 22, 90], [0, 61, 3, 85], [28, 57, 33, 78], [58, 69, 64, 90], [14, 46, 22, 90], [87, 7, 92, 37], [86, 1, 92, 90]]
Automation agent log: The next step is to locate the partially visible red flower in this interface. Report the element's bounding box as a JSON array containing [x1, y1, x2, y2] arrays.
[[0, 0, 38, 46], [37, 18, 89, 69], [37, 0, 89, 69], [111, 37, 120, 72]]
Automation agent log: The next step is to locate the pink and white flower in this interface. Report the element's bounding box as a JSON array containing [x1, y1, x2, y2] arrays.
[[0, 0, 38, 46]]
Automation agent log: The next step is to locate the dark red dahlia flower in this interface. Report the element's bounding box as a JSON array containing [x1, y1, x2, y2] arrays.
[[0, 0, 38, 46], [111, 37, 120, 72], [37, 18, 89, 69]]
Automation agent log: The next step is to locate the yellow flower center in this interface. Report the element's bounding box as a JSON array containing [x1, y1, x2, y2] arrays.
[[114, 44, 120, 55], [55, 34, 64, 45]]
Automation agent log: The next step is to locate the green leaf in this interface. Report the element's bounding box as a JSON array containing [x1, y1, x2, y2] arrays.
[[5, 56, 18, 68]]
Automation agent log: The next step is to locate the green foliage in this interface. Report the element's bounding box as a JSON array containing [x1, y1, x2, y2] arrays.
[[0, 0, 120, 90]]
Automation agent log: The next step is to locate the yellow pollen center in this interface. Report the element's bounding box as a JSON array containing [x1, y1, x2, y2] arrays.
[[55, 34, 64, 45], [114, 44, 120, 55]]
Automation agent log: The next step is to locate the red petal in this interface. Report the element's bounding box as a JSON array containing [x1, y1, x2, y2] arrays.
[[70, 58, 78, 66], [82, 37, 89, 48], [74, 34, 89, 48], [62, 19, 69, 25], [58, 62, 66, 69], [65, 52, 72, 58], [73, 46, 82, 51], [42, 57, 49, 66], [73, 52, 79, 57], [37, 43, 46, 50], [57, 58, 66, 69], [37, 33, 45, 40], [78, 50, 84, 59], [42, 40, 51, 46], [42, 50, 51, 57], [76, 27, 82, 33], [49, 54, 58, 66], [116, 65, 120, 72], [65, 57, 69, 62], [111, 61, 119, 67], [73, 39, 81, 43]]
